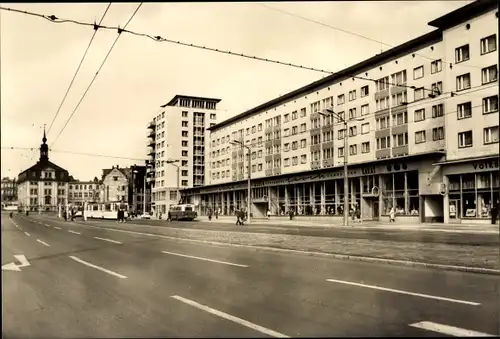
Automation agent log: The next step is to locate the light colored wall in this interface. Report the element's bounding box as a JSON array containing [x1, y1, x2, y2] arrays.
[[442, 9, 499, 161]]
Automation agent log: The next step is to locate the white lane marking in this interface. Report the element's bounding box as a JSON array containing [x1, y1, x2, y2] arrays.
[[55, 220, 500, 274], [171, 295, 289, 338], [68, 230, 81, 235], [24, 232, 30, 237], [94, 237, 122, 244], [161, 250, 248, 268], [36, 239, 50, 247], [69, 256, 127, 279], [326, 279, 480, 306], [54, 226, 61, 230], [410, 321, 495, 337], [45, 224, 51, 227]]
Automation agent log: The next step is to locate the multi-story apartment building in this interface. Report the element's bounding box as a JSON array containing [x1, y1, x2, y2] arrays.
[[181, 0, 498, 224], [68, 179, 102, 206], [17, 130, 71, 211], [1, 177, 17, 204], [147, 95, 221, 215]]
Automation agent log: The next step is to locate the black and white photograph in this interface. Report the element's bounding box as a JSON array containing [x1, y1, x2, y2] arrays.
[[1, 1, 499, 337]]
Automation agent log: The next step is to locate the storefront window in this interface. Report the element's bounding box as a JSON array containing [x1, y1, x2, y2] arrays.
[[381, 174, 393, 215], [407, 171, 419, 215], [394, 172, 405, 215]]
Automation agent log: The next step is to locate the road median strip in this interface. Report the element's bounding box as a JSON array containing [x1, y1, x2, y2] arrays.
[[39, 217, 500, 275]]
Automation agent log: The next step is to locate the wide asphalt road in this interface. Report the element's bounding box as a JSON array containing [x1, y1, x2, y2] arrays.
[[76, 217, 498, 246], [2, 213, 499, 338]]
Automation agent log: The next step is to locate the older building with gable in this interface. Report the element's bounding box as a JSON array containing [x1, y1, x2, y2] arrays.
[[17, 130, 71, 211]]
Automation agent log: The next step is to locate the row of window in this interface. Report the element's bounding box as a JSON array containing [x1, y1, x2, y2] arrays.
[[457, 126, 499, 148], [456, 64, 498, 92], [177, 99, 217, 110], [213, 95, 496, 157], [455, 34, 497, 65]]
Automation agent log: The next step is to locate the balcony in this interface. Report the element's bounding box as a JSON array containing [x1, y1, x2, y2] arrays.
[[148, 130, 155, 139], [148, 149, 155, 156], [147, 121, 155, 130]]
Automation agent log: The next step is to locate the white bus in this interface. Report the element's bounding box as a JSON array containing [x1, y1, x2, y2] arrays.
[[84, 202, 129, 220]]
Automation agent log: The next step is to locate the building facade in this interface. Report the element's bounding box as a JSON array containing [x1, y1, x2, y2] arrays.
[[1, 177, 17, 204], [68, 178, 102, 207], [181, 0, 499, 224], [101, 166, 129, 203], [128, 164, 152, 215], [147, 95, 221, 215], [17, 130, 71, 211]]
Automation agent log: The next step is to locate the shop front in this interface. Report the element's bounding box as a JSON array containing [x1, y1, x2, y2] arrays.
[[442, 156, 499, 224], [184, 155, 446, 223]]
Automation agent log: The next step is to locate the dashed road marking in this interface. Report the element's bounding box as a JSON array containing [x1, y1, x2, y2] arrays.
[[69, 256, 127, 279], [45, 224, 51, 227], [171, 295, 289, 338], [36, 239, 50, 247], [326, 279, 480, 306], [68, 230, 81, 235], [94, 237, 122, 244], [24, 232, 30, 237], [409, 321, 495, 337], [54, 227, 61, 230], [161, 250, 248, 267]]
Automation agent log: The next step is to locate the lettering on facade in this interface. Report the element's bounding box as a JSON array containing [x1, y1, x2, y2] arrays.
[[362, 167, 376, 175], [472, 160, 499, 171]]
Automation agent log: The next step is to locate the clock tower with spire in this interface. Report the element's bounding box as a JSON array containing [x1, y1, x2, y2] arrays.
[[16, 127, 71, 212], [40, 126, 49, 162]]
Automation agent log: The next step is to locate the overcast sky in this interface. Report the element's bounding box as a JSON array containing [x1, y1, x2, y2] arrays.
[[1, 1, 472, 181]]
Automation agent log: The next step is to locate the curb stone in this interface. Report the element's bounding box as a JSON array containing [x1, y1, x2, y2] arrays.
[[55, 218, 500, 276]]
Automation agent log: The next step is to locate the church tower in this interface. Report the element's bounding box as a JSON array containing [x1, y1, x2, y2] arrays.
[[40, 126, 49, 162]]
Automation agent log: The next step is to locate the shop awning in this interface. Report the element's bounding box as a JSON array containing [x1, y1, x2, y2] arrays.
[[433, 155, 499, 166]]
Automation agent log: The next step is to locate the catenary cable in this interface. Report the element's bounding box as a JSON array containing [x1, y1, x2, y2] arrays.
[[0, 5, 459, 95], [49, 3, 143, 148]]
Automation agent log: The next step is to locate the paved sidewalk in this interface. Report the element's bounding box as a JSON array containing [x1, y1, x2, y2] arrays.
[[192, 215, 500, 233]]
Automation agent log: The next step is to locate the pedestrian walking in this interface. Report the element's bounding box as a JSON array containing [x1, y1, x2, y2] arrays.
[[389, 206, 395, 223], [491, 204, 498, 224], [214, 208, 219, 220], [236, 209, 244, 225], [288, 209, 294, 220], [267, 209, 271, 219], [167, 210, 172, 222], [208, 208, 213, 221]]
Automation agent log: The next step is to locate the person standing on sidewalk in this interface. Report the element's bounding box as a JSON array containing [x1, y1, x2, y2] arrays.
[[267, 209, 271, 219], [389, 206, 395, 223], [491, 204, 498, 224]]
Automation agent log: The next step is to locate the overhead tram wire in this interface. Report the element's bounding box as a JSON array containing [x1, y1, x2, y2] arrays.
[[0, 5, 449, 95], [49, 3, 143, 148], [46, 3, 112, 136], [257, 3, 487, 70], [2, 146, 148, 162], [27, 4, 112, 162]]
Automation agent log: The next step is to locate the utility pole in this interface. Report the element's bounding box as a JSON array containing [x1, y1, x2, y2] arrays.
[[319, 108, 364, 226], [230, 139, 252, 224]]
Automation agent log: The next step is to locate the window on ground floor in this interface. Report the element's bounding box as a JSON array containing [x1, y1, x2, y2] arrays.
[[447, 171, 499, 219]]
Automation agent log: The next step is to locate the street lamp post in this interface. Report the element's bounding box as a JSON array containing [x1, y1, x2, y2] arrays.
[[230, 140, 252, 224], [319, 108, 364, 227], [166, 160, 181, 204]]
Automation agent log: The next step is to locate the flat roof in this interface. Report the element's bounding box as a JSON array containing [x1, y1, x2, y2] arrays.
[[161, 95, 222, 108], [208, 29, 442, 131], [428, 0, 497, 29]]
